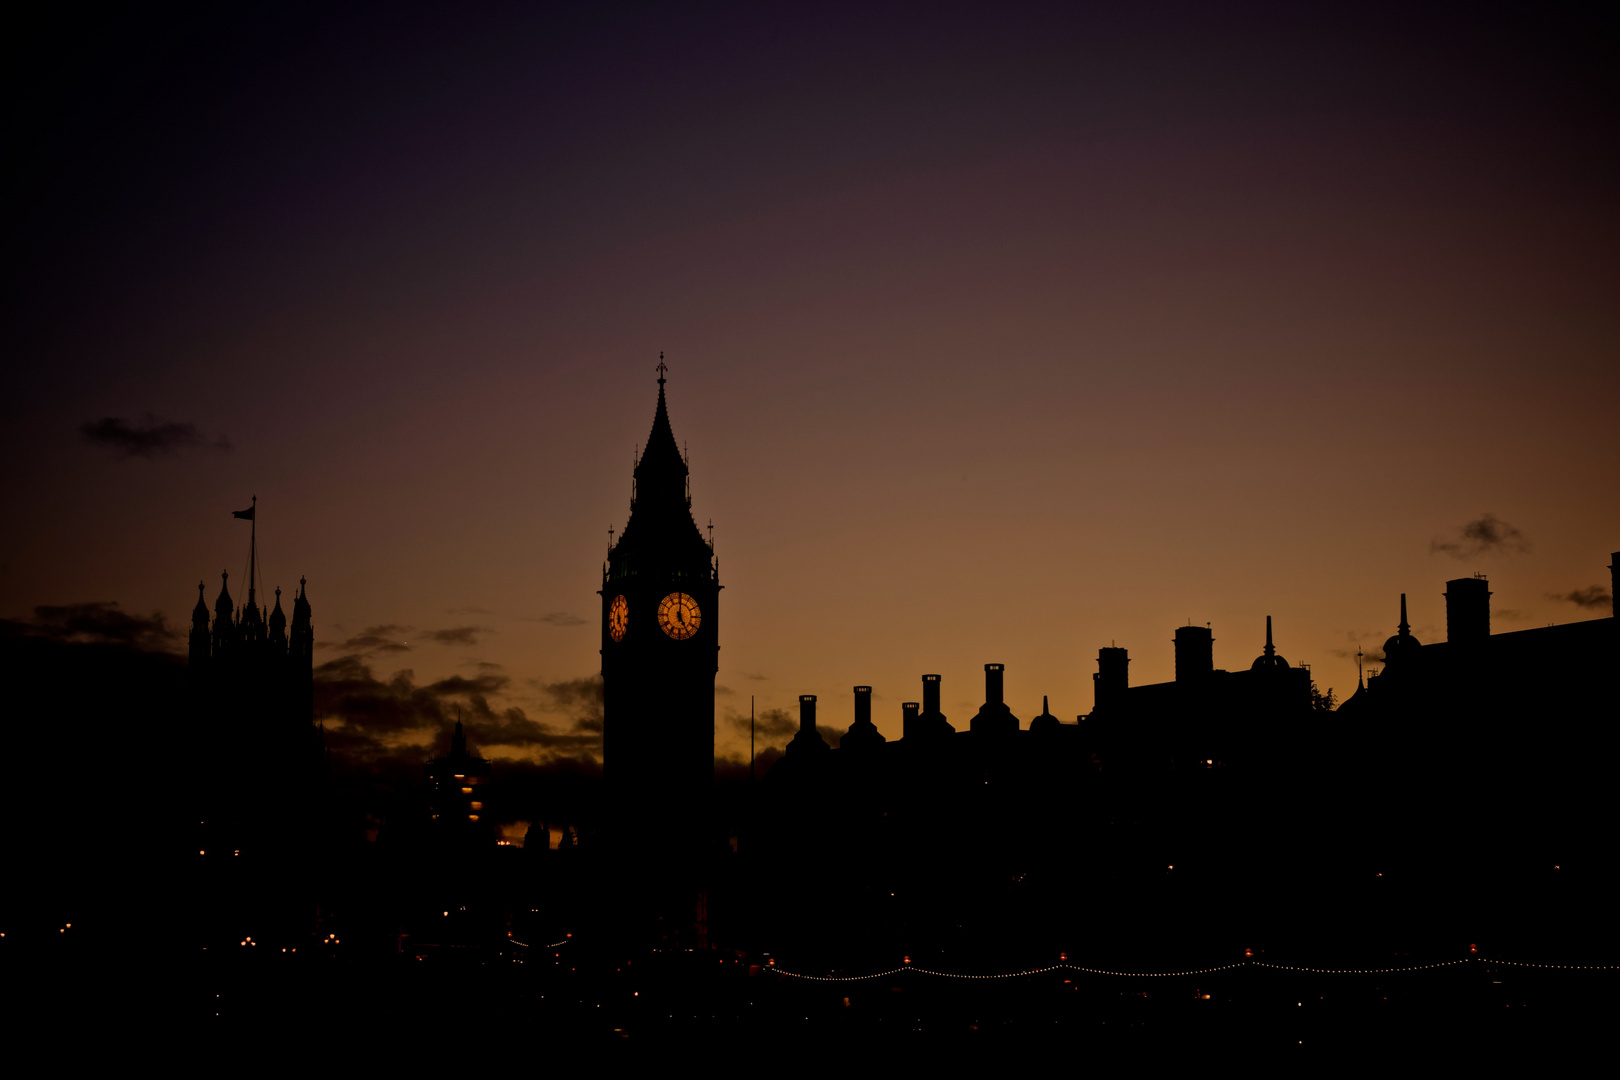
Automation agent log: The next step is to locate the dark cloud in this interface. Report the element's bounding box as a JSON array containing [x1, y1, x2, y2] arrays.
[[1430, 513, 1530, 558], [23, 601, 177, 649], [532, 675, 604, 733], [80, 414, 230, 458], [1547, 586, 1612, 610], [1495, 608, 1524, 621], [423, 625, 489, 646], [715, 684, 735, 697], [1326, 629, 1384, 662], [322, 624, 413, 654], [727, 706, 796, 739], [472, 660, 504, 672], [739, 671, 770, 681], [314, 658, 600, 766], [528, 612, 586, 627]]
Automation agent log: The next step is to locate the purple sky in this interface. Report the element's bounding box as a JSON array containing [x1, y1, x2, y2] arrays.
[[3, 3, 1616, 764]]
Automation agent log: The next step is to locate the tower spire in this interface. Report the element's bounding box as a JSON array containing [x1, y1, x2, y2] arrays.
[[1263, 614, 1275, 657], [1399, 593, 1409, 635]]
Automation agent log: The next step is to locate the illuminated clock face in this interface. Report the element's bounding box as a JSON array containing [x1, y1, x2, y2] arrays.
[[608, 595, 628, 642], [657, 592, 701, 640]]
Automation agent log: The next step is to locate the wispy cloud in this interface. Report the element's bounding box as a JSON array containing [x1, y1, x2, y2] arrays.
[[1430, 513, 1530, 558], [527, 612, 586, 627], [319, 624, 413, 654], [1547, 585, 1611, 610], [423, 625, 490, 646], [80, 414, 230, 458], [727, 706, 796, 739], [21, 601, 176, 649]]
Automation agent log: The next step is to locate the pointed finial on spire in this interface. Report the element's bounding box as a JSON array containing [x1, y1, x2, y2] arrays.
[[1357, 645, 1365, 689], [1264, 615, 1275, 656], [1043, 695, 1050, 713], [1399, 593, 1410, 635], [656, 352, 667, 386]]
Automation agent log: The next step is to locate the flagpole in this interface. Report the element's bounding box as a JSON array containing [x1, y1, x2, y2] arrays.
[[248, 495, 257, 605]]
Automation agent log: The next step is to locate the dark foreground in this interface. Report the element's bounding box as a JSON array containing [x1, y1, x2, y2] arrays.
[[181, 943, 1614, 1056]]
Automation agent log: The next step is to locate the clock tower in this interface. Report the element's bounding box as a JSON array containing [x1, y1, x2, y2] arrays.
[[601, 361, 720, 869]]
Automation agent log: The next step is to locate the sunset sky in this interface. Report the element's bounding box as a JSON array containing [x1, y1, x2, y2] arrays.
[[4, 3, 1616, 768]]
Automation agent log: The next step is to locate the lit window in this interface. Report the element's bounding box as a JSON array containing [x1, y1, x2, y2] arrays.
[[469, 801, 484, 811], [461, 787, 473, 794], [469, 814, 480, 821]]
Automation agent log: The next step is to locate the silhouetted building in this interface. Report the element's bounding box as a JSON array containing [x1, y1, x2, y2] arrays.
[[599, 363, 721, 898], [189, 506, 323, 858], [1087, 615, 1315, 776], [1333, 555, 1618, 862], [426, 719, 495, 846]]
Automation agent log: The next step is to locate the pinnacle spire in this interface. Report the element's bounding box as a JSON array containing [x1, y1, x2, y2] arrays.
[[1264, 615, 1275, 656], [636, 357, 686, 487], [1399, 593, 1410, 635]]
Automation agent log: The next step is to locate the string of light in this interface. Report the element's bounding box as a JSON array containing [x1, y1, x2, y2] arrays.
[[1481, 959, 1620, 971], [773, 956, 1619, 982], [1252, 959, 1470, 974], [508, 936, 572, 950]]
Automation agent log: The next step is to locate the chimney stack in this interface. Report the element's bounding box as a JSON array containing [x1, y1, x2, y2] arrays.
[[1094, 647, 1129, 712], [922, 674, 941, 716], [1174, 625, 1214, 683], [983, 663, 1004, 705], [1444, 576, 1491, 643], [786, 694, 828, 756], [901, 702, 920, 739], [839, 685, 886, 750]]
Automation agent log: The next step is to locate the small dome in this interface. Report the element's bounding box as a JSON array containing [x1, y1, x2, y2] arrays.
[[1382, 593, 1423, 665], [1029, 696, 1061, 733], [1249, 615, 1291, 671], [1382, 631, 1422, 663]]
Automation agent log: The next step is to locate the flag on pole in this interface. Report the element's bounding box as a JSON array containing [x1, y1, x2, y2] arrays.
[[233, 506, 255, 521]]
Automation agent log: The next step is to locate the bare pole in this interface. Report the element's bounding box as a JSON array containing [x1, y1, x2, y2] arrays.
[[248, 495, 257, 605]]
